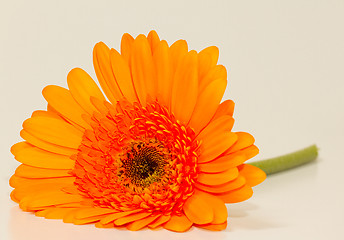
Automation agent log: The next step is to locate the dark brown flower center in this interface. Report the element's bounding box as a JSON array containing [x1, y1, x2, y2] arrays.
[[122, 144, 167, 188]]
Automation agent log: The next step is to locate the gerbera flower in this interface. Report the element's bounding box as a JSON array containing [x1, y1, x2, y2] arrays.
[[10, 30, 266, 232]]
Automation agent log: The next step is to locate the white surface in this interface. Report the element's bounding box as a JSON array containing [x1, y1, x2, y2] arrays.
[[1, 0, 343, 239]]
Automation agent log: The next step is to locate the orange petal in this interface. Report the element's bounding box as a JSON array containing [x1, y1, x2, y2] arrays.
[[100, 209, 142, 225], [213, 100, 235, 120], [114, 212, 151, 226], [198, 154, 246, 173], [23, 116, 83, 149], [154, 40, 172, 108], [93, 42, 121, 103], [42, 85, 90, 129], [199, 145, 258, 176], [57, 202, 87, 208], [169, 39, 188, 73], [131, 34, 157, 105], [183, 190, 214, 224], [110, 49, 138, 103], [63, 209, 79, 223], [229, 145, 259, 160], [9, 175, 74, 188], [199, 65, 227, 94], [189, 78, 227, 133], [74, 208, 118, 220], [11, 189, 26, 203], [31, 110, 61, 120], [197, 167, 239, 185], [147, 30, 160, 54], [11, 142, 32, 154], [74, 216, 106, 225], [148, 214, 171, 229], [41, 208, 76, 219], [20, 191, 83, 211], [61, 186, 79, 195], [214, 184, 253, 203], [121, 33, 134, 64], [197, 115, 234, 141], [20, 130, 77, 156], [196, 116, 236, 164], [64, 210, 103, 225], [195, 175, 246, 193], [45, 104, 82, 126], [163, 213, 193, 232], [198, 132, 237, 164], [197, 221, 227, 231], [95, 222, 115, 228], [225, 132, 255, 154], [67, 68, 105, 115], [90, 97, 109, 116], [126, 214, 160, 231], [238, 164, 266, 187], [13, 146, 75, 169], [45, 105, 84, 132], [10, 190, 20, 203], [15, 164, 71, 178], [171, 50, 198, 124], [197, 191, 227, 224], [35, 208, 54, 217], [11, 181, 73, 202], [198, 46, 219, 79]]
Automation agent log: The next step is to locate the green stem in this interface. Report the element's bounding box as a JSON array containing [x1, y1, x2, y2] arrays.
[[250, 145, 318, 175]]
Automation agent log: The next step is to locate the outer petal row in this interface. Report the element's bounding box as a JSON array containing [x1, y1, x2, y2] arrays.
[[94, 31, 226, 130]]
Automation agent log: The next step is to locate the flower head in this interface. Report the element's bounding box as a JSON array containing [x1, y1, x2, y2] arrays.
[[10, 31, 266, 232]]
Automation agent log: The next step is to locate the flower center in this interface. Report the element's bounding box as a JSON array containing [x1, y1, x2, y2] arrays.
[[121, 142, 167, 188], [129, 149, 159, 180]]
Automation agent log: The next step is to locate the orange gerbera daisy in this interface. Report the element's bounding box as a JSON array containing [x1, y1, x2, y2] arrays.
[[10, 31, 266, 232]]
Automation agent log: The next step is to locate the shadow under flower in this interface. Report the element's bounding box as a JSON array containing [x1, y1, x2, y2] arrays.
[[227, 202, 284, 232]]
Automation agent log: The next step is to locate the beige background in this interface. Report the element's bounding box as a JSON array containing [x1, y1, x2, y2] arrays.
[[1, 0, 343, 239]]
